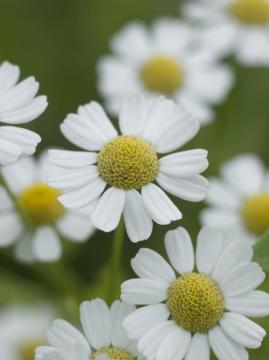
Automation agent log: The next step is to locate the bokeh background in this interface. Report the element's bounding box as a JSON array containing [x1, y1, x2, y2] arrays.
[[0, 0, 269, 358]]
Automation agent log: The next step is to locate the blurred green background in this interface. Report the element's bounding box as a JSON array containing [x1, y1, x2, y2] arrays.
[[0, 0, 269, 358]]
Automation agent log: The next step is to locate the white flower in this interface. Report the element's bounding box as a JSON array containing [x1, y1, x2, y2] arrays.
[[35, 299, 145, 360], [48, 95, 209, 243], [0, 152, 95, 262], [97, 19, 233, 125], [182, 0, 269, 66], [0, 61, 48, 165], [121, 226, 269, 360], [0, 305, 54, 360], [98, 19, 233, 123], [201, 154, 269, 244]]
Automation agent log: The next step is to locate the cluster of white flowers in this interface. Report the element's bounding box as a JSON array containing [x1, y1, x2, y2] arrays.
[[0, 1, 269, 360]]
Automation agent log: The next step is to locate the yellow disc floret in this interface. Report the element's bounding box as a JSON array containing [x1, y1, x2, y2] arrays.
[[167, 273, 224, 333], [90, 347, 134, 360], [19, 340, 43, 360], [242, 193, 269, 235], [19, 182, 65, 225], [140, 55, 184, 94], [229, 0, 269, 24], [97, 135, 159, 190]]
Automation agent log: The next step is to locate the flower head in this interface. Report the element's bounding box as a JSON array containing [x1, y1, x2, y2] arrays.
[[97, 19, 233, 125], [48, 95, 209, 242], [121, 226, 269, 360], [0, 152, 95, 262], [201, 154, 269, 244], [0, 61, 47, 165], [183, 0, 269, 66], [35, 299, 145, 360]]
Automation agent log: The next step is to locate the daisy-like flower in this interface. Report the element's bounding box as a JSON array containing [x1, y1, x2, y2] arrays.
[[183, 0, 269, 66], [97, 19, 234, 125], [0, 61, 48, 165], [121, 226, 269, 360], [0, 304, 54, 360], [48, 95, 209, 243], [0, 152, 95, 262], [35, 299, 145, 360], [201, 154, 269, 244]]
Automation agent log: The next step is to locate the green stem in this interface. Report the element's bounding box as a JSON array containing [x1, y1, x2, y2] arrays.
[[107, 218, 125, 303]]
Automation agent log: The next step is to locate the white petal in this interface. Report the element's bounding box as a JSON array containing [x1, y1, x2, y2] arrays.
[[49, 166, 99, 191], [0, 136, 21, 165], [110, 300, 136, 349], [47, 319, 89, 349], [200, 208, 241, 228], [35, 346, 64, 360], [165, 227, 194, 274], [0, 212, 23, 246], [209, 326, 249, 360], [0, 126, 41, 163], [220, 312, 266, 349], [61, 102, 117, 151], [159, 149, 208, 177], [185, 333, 210, 360], [211, 242, 253, 282], [156, 327, 191, 360], [123, 189, 153, 242], [221, 154, 265, 196], [119, 95, 149, 136], [56, 210, 95, 242], [122, 304, 170, 340], [121, 278, 168, 305], [1, 155, 38, 194], [220, 263, 265, 297], [32, 227, 62, 262], [14, 232, 35, 263], [157, 173, 208, 202], [58, 177, 106, 209], [225, 291, 269, 317], [138, 321, 177, 360], [91, 187, 125, 232], [0, 185, 13, 211], [80, 299, 112, 349], [131, 247, 175, 286], [141, 184, 182, 225], [237, 29, 269, 66], [49, 150, 97, 168], [205, 178, 241, 209], [0, 62, 20, 97], [0, 96, 47, 124], [196, 227, 222, 274]]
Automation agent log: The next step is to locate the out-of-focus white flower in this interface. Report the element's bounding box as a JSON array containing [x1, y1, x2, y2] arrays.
[[121, 226, 269, 360], [0, 61, 47, 165], [201, 154, 269, 244], [97, 19, 233, 125], [0, 152, 95, 262], [48, 95, 209, 243], [0, 305, 54, 360], [183, 0, 269, 66], [35, 299, 145, 360]]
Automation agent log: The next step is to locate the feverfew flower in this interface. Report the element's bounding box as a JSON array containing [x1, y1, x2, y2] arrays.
[[201, 154, 269, 244], [183, 0, 269, 66], [0, 152, 95, 262], [97, 19, 233, 125], [0, 305, 54, 360], [0, 61, 47, 165], [48, 95, 209, 243], [35, 299, 145, 360], [121, 227, 269, 360]]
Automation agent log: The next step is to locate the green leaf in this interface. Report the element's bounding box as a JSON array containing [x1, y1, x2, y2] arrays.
[[253, 231, 269, 272]]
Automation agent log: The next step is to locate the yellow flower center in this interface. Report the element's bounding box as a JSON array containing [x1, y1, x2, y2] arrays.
[[140, 55, 184, 94], [229, 0, 269, 24], [97, 135, 159, 190], [167, 273, 224, 333], [90, 347, 134, 360], [242, 193, 269, 235], [19, 182, 65, 225], [18, 340, 43, 360]]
